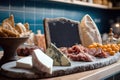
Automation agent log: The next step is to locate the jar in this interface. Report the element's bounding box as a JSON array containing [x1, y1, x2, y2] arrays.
[[93, 0, 102, 5], [34, 30, 46, 52], [106, 28, 117, 44], [102, 0, 108, 6], [88, 0, 93, 3]]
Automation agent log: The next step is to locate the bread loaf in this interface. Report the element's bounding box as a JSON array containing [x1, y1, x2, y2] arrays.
[[79, 14, 102, 47]]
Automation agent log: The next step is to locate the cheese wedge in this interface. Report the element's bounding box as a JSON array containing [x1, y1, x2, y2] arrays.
[[16, 56, 32, 69], [46, 43, 71, 66], [32, 49, 53, 74]]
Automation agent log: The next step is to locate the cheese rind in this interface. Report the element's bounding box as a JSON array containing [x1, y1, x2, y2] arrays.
[[16, 56, 32, 69], [32, 49, 53, 74], [46, 43, 71, 66]]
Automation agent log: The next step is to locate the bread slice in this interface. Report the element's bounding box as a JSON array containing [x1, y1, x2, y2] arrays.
[[24, 23, 29, 31], [2, 14, 15, 28], [15, 23, 27, 33], [2, 28, 19, 37], [2, 22, 19, 33], [0, 27, 8, 37]]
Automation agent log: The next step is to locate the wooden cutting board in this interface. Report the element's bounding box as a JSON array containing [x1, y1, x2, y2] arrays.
[[1, 53, 120, 79]]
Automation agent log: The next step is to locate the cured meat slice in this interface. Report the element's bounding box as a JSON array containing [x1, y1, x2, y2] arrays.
[[67, 44, 88, 54], [59, 47, 68, 54], [94, 48, 109, 58], [59, 44, 109, 62], [88, 48, 109, 58], [60, 44, 96, 62], [68, 52, 95, 62]]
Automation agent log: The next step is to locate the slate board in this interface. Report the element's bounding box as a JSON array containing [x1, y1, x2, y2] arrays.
[[1, 53, 120, 79], [44, 17, 81, 48]]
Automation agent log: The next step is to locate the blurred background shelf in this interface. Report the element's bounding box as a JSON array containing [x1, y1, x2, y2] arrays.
[[109, 7, 120, 10], [50, 0, 120, 10]]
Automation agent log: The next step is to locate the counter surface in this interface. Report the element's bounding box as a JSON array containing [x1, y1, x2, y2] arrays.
[[0, 52, 120, 80]]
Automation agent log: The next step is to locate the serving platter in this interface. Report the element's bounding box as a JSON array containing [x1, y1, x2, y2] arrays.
[[1, 53, 120, 79]]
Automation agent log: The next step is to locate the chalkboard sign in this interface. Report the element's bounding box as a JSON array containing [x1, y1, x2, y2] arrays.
[[44, 17, 81, 48]]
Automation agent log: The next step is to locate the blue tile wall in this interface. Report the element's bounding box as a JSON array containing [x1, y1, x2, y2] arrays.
[[25, 12, 35, 24], [10, 11, 25, 23], [0, 0, 119, 34], [0, 11, 9, 22]]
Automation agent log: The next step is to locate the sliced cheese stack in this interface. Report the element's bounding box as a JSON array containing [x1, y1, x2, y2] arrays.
[[80, 14, 102, 47], [46, 43, 71, 66], [31, 49, 53, 74], [16, 56, 32, 69]]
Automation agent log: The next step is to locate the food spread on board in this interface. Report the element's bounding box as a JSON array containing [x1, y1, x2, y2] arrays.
[[0, 14, 120, 79]]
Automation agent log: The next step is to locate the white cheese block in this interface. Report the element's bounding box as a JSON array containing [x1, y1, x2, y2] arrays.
[[32, 49, 53, 74], [16, 56, 32, 69], [46, 43, 71, 66]]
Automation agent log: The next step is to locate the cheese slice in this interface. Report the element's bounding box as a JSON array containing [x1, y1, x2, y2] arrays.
[[16, 56, 32, 69], [32, 49, 53, 74], [46, 43, 71, 66]]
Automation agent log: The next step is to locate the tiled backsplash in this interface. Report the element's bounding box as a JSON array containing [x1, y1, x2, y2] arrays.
[[0, 0, 119, 34]]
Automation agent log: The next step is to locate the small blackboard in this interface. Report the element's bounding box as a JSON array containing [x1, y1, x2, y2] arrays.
[[44, 17, 81, 48]]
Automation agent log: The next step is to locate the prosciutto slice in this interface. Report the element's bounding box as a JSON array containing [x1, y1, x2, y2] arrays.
[[88, 48, 109, 58], [60, 44, 95, 62], [67, 52, 95, 62]]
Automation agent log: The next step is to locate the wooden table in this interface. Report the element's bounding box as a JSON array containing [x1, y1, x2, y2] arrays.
[[0, 52, 120, 80]]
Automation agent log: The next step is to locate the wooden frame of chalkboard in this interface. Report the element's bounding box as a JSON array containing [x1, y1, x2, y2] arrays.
[[43, 17, 81, 48]]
